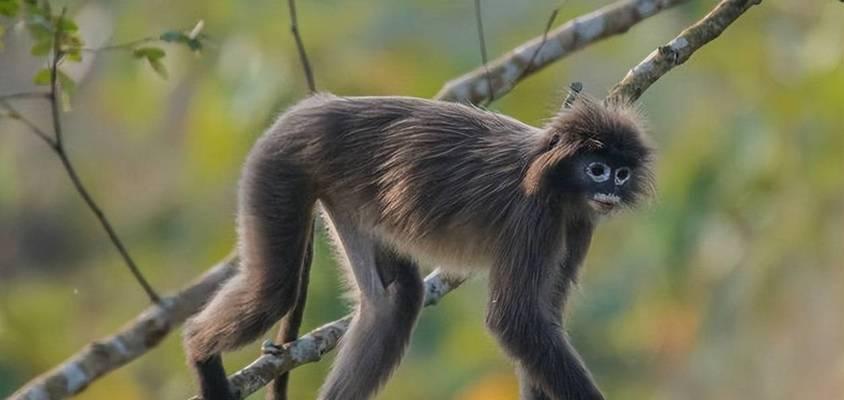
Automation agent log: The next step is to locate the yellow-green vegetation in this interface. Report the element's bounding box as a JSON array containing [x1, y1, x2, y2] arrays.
[[1, 0, 843, 399]]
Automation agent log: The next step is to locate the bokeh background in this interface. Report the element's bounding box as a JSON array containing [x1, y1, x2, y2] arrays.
[[1, 0, 843, 399]]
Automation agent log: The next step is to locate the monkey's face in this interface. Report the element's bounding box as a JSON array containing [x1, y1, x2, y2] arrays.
[[568, 152, 642, 214]]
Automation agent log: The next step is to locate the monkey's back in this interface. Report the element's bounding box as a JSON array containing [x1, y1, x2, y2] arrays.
[[260, 93, 548, 269]]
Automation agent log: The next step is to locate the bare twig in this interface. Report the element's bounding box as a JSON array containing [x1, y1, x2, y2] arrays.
[[0, 100, 57, 147], [54, 10, 160, 302], [607, 0, 762, 103], [81, 37, 158, 52], [474, 0, 494, 105], [9, 0, 761, 398], [2, 9, 162, 303], [512, 7, 561, 88], [0, 91, 51, 101], [437, 0, 688, 104], [287, 0, 316, 93]]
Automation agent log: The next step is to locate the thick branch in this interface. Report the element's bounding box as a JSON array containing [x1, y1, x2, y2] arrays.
[[607, 0, 762, 103], [8, 256, 238, 400], [187, 272, 463, 400], [436, 0, 687, 104]]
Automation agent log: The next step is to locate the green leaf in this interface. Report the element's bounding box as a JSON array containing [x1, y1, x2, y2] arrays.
[[65, 49, 82, 62], [60, 90, 71, 112], [30, 38, 51, 55], [147, 57, 168, 79], [159, 31, 188, 43], [31, 68, 75, 93], [26, 14, 53, 41], [133, 46, 165, 60], [159, 29, 204, 53], [0, 0, 20, 17], [55, 17, 77, 33], [186, 38, 202, 52], [32, 68, 50, 85], [57, 69, 75, 94]]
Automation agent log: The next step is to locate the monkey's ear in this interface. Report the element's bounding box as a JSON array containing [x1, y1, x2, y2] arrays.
[[522, 140, 575, 196], [561, 82, 583, 111], [546, 133, 560, 150]]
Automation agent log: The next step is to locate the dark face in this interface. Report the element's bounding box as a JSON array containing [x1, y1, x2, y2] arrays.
[[568, 152, 639, 214]]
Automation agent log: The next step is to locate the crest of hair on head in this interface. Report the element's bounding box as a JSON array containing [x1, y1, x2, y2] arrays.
[[523, 93, 654, 199]]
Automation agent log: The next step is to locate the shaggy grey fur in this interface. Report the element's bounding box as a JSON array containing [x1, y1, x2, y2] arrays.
[[183, 93, 653, 400]]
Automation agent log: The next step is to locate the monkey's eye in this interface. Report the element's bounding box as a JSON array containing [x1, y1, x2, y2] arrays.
[[586, 162, 611, 183], [615, 167, 631, 185]]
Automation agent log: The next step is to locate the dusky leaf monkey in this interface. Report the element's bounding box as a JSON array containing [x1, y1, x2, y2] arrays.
[[183, 91, 654, 400]]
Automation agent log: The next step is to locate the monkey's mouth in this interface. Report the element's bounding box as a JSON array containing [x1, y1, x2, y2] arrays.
[[588, 193, 621, 212]]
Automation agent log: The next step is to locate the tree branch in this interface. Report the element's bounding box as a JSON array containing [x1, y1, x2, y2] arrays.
[[9, 0, 762, 398], [607, 0, 762, 103], [8, 256, 238, 400], [186, 271, 464, 400], [436, 0, 688, 104]]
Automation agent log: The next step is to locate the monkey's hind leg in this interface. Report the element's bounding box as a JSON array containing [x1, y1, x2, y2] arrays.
[[183, 154, 315, 400], [317, 214, 424, 400]]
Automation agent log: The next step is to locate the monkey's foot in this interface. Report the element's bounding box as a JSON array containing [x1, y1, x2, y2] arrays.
[[261, 339, 285, 356]]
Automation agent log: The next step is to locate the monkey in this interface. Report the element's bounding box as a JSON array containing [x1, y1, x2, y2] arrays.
[[182, 91, 654, 400]]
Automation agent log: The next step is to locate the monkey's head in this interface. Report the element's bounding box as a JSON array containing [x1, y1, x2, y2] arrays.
[[524, 97, 654, 214]]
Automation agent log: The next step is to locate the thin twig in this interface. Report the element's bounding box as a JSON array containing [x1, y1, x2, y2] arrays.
[[474, 0, 494, 105], [49, 9, 66, 147], [81, 37, 158, 52], [0, 100, 58, 147], [0, 91, 51, 101], [48, 9, 161, 303], [512, 7, 560, 88], [287, 0, 316, 93]]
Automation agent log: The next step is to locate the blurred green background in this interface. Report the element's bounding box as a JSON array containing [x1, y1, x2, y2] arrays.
[[1, 0, 843, 399]]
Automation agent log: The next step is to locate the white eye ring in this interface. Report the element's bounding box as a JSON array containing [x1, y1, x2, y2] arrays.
[[586, 162, 611, 183], [615, 167, 631, 186]]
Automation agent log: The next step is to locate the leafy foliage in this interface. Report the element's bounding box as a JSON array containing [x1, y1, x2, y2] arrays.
[[0, 1, 208, 97]]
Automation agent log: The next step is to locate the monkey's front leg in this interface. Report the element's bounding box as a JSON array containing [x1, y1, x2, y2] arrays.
[[518, 219, 595, 400], [487, 259, 603, 400]]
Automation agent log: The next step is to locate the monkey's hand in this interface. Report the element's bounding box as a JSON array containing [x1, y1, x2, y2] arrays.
[[261, 339, 285, 356]]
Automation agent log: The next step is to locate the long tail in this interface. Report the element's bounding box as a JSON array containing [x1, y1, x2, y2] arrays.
[[267, 225, 314, 400]]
